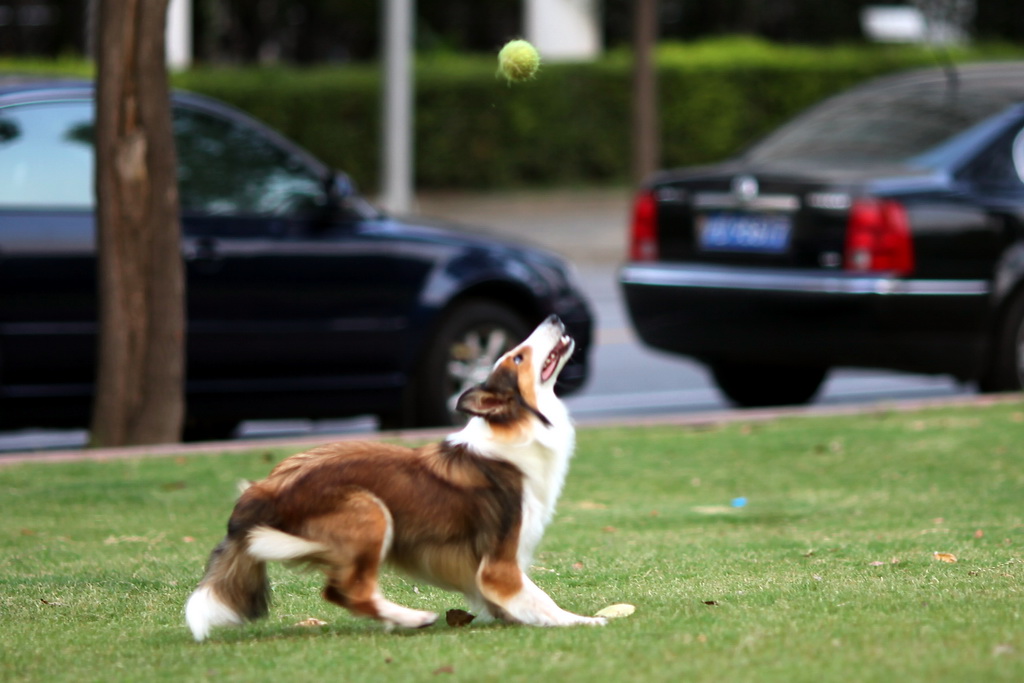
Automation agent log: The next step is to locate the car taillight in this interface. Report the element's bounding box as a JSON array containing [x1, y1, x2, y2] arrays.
[[844, 198, 914, 275], [630, 190, 659, 261]]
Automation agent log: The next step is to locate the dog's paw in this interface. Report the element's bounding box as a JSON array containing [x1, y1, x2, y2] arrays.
[[403, 609, 439, 629], [378, 604, 438, 629]]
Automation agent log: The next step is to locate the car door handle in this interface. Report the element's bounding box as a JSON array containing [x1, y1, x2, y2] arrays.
[[183, 237, 220, 262]]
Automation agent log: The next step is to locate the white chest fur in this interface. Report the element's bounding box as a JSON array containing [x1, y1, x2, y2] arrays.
[[451, 404, 575, 570]]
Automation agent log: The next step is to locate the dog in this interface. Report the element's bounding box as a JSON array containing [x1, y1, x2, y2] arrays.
[[185, 315, 606, 641]]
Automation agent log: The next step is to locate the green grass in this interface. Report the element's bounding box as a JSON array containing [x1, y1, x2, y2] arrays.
[[2, 402, 1023, 682]]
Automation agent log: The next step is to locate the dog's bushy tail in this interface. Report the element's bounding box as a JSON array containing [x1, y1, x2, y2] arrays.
[[185, 535, 270, 642]]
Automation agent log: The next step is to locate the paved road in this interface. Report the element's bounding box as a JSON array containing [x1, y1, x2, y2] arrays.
[[0, 189, 971, 452]]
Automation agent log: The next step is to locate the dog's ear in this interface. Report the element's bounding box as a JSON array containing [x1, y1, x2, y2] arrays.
[[456, 384, 513, 419]]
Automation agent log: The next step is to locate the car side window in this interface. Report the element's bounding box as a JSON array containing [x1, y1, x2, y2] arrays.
[[0, 100, 94, 209], [967, 125, 1024, 193], [1013, 128, 1024, 186], [174, 107, 325, 216]]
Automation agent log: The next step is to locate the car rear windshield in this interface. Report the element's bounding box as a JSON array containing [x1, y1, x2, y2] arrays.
[[744, 68, 1024, 166]]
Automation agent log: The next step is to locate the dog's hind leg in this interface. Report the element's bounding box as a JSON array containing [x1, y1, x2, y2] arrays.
[[306, 490, 437, 630]]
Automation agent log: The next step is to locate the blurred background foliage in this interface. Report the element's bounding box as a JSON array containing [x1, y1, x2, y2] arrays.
[[1, 2, 1023, 190]]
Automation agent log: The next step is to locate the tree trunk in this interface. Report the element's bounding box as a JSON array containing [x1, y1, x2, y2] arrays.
[[91, 0, 185, 447], [631, 0, 659, 186]]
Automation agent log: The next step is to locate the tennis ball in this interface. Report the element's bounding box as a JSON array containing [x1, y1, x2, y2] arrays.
[[497, 39, 540, 83]]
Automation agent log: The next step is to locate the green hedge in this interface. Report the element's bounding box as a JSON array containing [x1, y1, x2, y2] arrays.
[[7, 38, 1024, 191]]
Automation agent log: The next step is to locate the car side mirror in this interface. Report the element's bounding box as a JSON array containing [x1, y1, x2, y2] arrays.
[[323, 171, 382, 221], [330, 172, 356, 201]]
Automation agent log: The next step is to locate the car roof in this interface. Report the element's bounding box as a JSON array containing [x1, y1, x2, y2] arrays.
[[827, 60, 1024, 99]]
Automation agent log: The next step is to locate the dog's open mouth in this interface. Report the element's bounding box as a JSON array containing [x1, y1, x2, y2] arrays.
[[540, 335, 572, 383]]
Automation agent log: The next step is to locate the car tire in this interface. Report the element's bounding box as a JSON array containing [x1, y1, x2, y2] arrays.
[[182, 417, 239, 442], [709, 361, 828, 408], [980, 292, 1024, 393], [413, 300, 529, 427]]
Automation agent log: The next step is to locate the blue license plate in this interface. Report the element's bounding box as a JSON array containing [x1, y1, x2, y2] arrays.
[[697, 212, 792, 253]]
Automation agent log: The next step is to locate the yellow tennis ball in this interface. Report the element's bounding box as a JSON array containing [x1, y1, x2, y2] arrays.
[[497, 39, 540, 83]]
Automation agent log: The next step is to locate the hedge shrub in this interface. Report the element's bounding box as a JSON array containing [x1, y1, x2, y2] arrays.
[[8, 38, 1024, 191]]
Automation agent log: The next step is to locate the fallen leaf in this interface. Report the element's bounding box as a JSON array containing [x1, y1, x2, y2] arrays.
[[602, 526, 618, 533], [294, 617, 327, 627], [432, 665, 454, 675], [869, 561, 885, 567], [702, 600, 719, 606], [182, 536, 195, 543], [445, 609, 475, 627], [575, 501, 607, 510], [40, 599, 65, 606], [594, 603, 635, 619], [974, 529, 984, 539], [571, 562, 585, 570], [933, 552, 958, 563]]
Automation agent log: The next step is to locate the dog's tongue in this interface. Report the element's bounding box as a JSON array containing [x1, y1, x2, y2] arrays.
[[541, 340, 565, 382], [542, 357, 557, 382]]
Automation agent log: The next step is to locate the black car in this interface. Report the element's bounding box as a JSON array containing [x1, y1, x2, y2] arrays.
[[0, 79, 592, 438], [621, 62, 1024, 407]]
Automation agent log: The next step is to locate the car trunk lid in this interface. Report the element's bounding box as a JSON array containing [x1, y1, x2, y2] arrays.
[[632, 163, 929, 273]]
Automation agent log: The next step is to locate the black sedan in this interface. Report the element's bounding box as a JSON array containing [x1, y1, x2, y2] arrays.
[[621, 62, 1024, 407], [0, 79, 592, 438]]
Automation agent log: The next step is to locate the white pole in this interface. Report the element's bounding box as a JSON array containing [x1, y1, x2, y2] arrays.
[[166, 0, 192, 70], [381, 0, 414, 214]]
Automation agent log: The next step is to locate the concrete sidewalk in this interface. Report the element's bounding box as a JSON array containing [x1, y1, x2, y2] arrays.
[[412, 187, 632, 264]]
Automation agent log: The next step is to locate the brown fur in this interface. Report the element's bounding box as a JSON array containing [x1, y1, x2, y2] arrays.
[[228, 439, 525, 601]]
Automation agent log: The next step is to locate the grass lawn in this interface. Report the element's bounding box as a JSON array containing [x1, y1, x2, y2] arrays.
[[1, 401, 1022, 682]]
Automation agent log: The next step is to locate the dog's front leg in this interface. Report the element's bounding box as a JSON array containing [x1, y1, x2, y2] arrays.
[[476, 558, 606, 627]]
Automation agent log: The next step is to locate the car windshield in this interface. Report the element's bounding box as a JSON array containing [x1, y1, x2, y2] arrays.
[[744, 67, 1024, 166]]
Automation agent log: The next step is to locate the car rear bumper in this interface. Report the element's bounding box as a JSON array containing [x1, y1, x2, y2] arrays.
[[619, 262, 991, 379]]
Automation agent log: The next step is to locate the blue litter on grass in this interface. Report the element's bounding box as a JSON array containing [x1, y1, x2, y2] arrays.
[[731, 497, 748, 508]]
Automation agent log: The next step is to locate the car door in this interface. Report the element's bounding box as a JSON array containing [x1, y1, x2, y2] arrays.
[[0, 98, 97, 421], [172, 101, 432, 413]]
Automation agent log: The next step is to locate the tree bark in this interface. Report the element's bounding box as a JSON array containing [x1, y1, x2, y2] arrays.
[[91, 0, 185, 446], [632, 0, 659, 186]]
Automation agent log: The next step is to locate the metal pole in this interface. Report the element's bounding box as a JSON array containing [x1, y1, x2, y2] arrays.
[[166, 0, 192, 70], [381, 0, 414, 214]]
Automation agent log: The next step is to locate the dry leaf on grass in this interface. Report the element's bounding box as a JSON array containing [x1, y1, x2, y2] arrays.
[[594, 603, 635, 619], [933, 552, 958, 563], [294, 617, 328, 627], [445, 609, 475, 627]]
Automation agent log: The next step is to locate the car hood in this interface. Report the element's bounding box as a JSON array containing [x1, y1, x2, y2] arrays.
[[367, 213, 570, 268]]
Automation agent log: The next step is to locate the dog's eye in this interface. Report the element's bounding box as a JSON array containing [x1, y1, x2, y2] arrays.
[[513, 354, 523, 365]]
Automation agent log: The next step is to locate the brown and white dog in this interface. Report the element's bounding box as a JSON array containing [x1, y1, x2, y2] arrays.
[[185, 315, 606, 641]]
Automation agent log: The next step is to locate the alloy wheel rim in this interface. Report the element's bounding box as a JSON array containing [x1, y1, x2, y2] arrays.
[[445, 326, 513, 420]]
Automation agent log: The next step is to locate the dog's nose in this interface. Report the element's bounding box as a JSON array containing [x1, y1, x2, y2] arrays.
[[545, 314, 564, 331]]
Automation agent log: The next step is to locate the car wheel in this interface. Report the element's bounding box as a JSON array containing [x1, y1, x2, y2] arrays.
[[182, 417, 239, 442], [709, 361, 828, 408], [980, 292, 1024, 393], [414, 300, 529, 427]]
